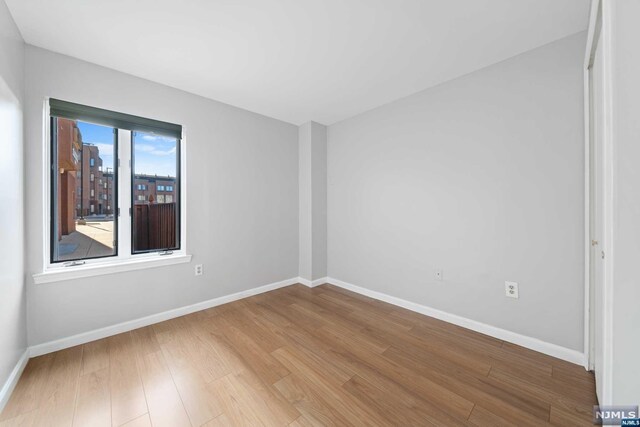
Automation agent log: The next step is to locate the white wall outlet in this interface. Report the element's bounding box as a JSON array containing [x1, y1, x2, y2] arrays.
[[195, 264, 203, 276], [505, 281, 519, 299], [435, 269, 443, 281]]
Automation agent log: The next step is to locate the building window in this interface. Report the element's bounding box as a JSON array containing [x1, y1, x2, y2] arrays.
[[166, 185, 173, 192], [156, 195, 165, 203], [49, 98, 182, 265], [157, 185, 165, 191], [166, 195, 173, 203]]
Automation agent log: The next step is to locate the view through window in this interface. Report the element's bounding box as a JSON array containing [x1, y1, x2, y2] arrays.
[[132, 131, 179, 253], [51, 119, 117, 262]]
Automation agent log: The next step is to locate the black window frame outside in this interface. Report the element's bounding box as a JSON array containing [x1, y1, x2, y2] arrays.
[[130, 130, 181, 255], [49, 116, 119, 264], [49, 98, 183, 263]]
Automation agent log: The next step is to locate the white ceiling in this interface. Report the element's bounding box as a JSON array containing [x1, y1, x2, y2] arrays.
[[6, 0, 589, 125]]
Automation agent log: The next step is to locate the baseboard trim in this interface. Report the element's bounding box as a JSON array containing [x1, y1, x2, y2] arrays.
[[325, 277, 586, 367], [297, 277, 312, 287], [29, 277, 299, 357], [297, 276, 329, 288], [0, 349, 29, 413], [312, 277, 329, 287], [23, 274, 584, 371]]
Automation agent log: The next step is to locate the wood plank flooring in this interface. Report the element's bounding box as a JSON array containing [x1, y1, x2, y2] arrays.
[[0, 284, 597, 426]]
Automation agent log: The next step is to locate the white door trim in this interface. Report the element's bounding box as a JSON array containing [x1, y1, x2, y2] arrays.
[[584, 0, 614, 405]]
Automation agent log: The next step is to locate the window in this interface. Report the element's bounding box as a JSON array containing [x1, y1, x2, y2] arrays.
[[166, 195, 173, 203], [132, 131, 180, 253], [156, 195, 165, 203], [157, 185, 165, 191], [166, 185, 174, 192], [49, 98, 182, 266]]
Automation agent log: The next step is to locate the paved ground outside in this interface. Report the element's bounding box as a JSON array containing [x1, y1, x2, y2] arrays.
[[57, 220, 115, 261]]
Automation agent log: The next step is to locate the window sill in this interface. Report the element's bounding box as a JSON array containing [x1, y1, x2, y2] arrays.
[[33, 253, 192, 285]]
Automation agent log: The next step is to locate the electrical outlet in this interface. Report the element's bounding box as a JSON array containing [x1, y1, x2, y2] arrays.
[[195, 264, 203, 276], [505, 281, 519, 299], [435, 269, 443, 281]]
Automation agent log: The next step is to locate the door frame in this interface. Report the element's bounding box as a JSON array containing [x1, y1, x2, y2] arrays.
[[583, 0, 614, 405]]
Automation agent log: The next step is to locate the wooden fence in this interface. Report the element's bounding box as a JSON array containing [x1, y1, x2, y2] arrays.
[[133, 203, 177, 251]]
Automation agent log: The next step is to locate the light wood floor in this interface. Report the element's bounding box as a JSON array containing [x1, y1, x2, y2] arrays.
[[0, 284, 597, 426]]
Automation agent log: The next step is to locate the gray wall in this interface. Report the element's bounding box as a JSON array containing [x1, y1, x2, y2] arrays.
[[298, 123, 312, 279], [298, 121, 327, 281], [611, 0, 640, 405], [0, 0, 27, 394], [24, 46, 299, 346], [310, 123, 327, 280], [327, 32, 586, 351]]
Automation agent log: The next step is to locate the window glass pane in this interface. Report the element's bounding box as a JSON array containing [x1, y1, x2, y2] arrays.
[[131, 131, 179, 253], [51, 118, 117, 262]]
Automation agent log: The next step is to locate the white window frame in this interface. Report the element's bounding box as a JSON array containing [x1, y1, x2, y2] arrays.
[[34, 99, 190, 285]]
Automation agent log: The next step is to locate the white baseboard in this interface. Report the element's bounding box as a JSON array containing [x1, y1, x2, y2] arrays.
[[297, 276, 329, 288], [297, 277, 312, 287], [0, 349, 29, 413], [312, 277, 329, 287], [325, 277, 587, 367], [29, 277, 299, 357], [21, 273, 585, 379]]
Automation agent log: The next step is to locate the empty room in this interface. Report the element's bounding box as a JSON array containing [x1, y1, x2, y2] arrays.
[[1, 0, 638, 426]]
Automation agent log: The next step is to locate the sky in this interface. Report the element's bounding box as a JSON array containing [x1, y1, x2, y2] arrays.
[[77, 121, 177, 177]]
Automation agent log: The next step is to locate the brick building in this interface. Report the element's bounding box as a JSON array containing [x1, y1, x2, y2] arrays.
[[76, 143, 110, 217], [133, 175, 177, 205], [55, 118, 81, 239]]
